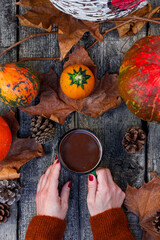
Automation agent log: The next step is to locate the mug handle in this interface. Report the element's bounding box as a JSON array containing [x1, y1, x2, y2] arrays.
[[91, 170, 97, 178]]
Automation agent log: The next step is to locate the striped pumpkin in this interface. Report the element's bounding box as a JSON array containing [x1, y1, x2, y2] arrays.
[[0, 63, 39, 107], [118, 35, 160, 122]]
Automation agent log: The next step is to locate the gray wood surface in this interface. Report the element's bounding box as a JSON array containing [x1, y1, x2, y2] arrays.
[[17, 8, 79, 239], [147, 0, 160, 183], [79, 28, 147, 240], [0, 0, 159, 239], [0, 1, 18, 240]]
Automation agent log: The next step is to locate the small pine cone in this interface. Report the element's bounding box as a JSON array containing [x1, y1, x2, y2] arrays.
[[30, 116, 56, 144], [0, 203, 11, 224], [122, 127, 146, 153], [152, 211, 160, 233], [0, 180, 22, 206]]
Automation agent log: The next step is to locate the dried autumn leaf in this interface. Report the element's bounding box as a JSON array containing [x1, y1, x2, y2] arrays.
[[20, 44, 122, 124], [125, 174, 160, 240], [16, 0, 103, 59], [0, 111, 45, 180], [116, 3, 160, 38], [0, 168, 20, 180], [16, 0, 58, 32], [81, 72, 122, 117]]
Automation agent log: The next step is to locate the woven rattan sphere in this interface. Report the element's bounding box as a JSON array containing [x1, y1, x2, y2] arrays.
[[50, 0, 148, 21]]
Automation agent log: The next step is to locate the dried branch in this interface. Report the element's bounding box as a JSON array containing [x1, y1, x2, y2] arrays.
[[128, 15, 160, 24], [105, 17, 160, 23], [0, 31, 58, 58], [17, 57, 60, 63], [86, 19, 133, 51]]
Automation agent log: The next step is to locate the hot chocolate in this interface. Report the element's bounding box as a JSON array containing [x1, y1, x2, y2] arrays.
[[59, 129, 102, 173]]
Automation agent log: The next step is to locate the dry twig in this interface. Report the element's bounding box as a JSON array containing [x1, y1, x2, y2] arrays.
[[86, 19, 133, 51], [0, 31, 58, 58], [17, 57, 60, 63], [128, 15, 160, 24]]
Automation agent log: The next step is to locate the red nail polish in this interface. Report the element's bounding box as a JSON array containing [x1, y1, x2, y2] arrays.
[[56, 159, 59, 164], [89, 175, 94, 181], [54, 155, 59, 164], [68, 181, 72, 188]]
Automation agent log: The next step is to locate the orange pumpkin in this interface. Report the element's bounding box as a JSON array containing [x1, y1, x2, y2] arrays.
[[60, 64, 95, 99], [0, 116, 12, 161], [0, 63, 39, 107]]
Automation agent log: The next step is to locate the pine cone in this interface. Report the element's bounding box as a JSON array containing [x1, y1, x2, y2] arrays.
[[0, 203, 10, 224], [30, 116, 56, 144], [152, 211, 160, 233], [122, 127, 146, 153], [0, 180, 22, 205]]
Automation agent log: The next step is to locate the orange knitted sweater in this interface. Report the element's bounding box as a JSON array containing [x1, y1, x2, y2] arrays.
[[25, 208, 134, 240]]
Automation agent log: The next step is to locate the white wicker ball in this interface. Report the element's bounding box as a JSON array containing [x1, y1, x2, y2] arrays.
[[50, 0, 148, 21]]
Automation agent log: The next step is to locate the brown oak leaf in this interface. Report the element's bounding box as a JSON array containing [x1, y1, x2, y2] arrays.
[[117, 3, 160, 38], [16, 0, 103, 59], [125, 174, 160, 240], [20, 44, 122, 124], [0, 111, 45, 180]]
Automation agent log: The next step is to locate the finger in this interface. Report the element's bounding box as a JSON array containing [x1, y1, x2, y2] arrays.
[[40, 164, 53, 190], [87, 174, 97, 203], [105, 169, 115, 187], [60, 181, 72, 208], [53, 155, 59, 164], [45, 155, 60, 187], [96, 168, 109, 191], [37, 174, 45, 193], [37, 156, 58, 193], [46, 160, 61, 194], [45, 164, 54, 177]]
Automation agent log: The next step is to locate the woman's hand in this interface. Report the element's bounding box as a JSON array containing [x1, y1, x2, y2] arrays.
[[36, 156, 72, 220], [87, 168, 125, 216]]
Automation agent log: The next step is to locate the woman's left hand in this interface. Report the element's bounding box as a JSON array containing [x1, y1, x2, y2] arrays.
[[36, 156, 72, 220]]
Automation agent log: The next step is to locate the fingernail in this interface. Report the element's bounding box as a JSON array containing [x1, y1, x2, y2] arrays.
[[89, 175, 94, 181], [54, 155, 59, 164], [68, 181, 72, 188]]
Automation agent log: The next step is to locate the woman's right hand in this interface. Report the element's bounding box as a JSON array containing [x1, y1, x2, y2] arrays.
[[36, 156, 71, 220], [87, 168, 125, 216]]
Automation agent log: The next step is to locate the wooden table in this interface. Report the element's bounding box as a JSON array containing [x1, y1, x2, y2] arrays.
[[0, 1, 159, 239]]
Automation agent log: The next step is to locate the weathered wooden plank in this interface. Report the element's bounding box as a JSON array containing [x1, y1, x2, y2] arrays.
[[127, 212, 143, 240], [78, 24, 147, 240], [18, 113, 80, 240], [0, 1, 18, 240], [0, 0, 18, 116], [17, 8, 80, 239], [147, 0, 160, 182]]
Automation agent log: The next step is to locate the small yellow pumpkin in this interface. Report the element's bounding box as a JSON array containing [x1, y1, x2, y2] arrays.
[[60, 64, 95, 99]]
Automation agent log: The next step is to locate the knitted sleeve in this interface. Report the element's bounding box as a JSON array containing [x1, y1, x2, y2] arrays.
[[90, 208, 134, 240], [25, 216, 66, 240]]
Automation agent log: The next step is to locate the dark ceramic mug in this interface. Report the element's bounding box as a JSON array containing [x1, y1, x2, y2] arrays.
[[58, 129, 103, 175]]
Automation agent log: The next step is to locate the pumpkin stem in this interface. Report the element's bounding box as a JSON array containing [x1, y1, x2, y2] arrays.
[[75, 74, 83, 84], [68, 67, 91, 90], [0, 64, 4, 71]]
